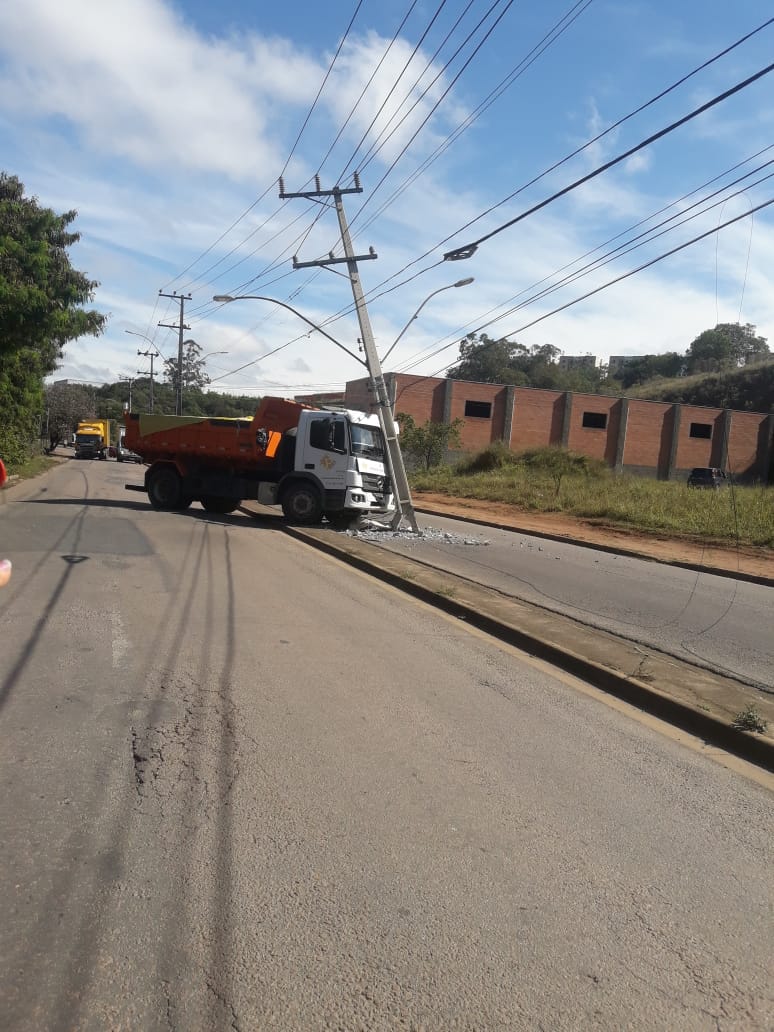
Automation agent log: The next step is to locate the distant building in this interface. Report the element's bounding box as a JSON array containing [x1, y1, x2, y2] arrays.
[[558, 354, 596, 371], [607, 355, 644, 376]]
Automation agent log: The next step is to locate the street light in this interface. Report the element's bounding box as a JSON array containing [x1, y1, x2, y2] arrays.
[[200, 350, 229, 363], [213, 295, 365, 366], [380, 277, 474, 365]]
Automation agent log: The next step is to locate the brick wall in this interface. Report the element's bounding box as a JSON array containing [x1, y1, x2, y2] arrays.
[[566, 394, 621, 464], [510, 389, 565, 450], [344, 374, 772, 482], [727, 411, 770, 479], [446, 381, 508, 451], [623, 400, 673, 476]]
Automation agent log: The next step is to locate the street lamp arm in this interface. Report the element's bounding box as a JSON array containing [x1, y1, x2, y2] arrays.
[[125, 329, 164, 357], [213, 295, 366, 367], [380, 278, 474, 365]]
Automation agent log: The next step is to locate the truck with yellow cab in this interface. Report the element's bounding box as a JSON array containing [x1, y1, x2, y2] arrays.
[[123, 397, 393, 525], [74, 419, 112, 459]]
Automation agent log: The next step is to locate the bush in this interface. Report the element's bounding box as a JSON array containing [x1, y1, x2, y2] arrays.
[[455, 442, 518, 475]]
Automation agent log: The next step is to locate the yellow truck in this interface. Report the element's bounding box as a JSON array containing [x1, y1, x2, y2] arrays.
[[74, 419, 111, 459]]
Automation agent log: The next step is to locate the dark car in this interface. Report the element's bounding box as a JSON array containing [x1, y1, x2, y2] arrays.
[[687, 467, 727, 489], [116, 445, 143, 464]]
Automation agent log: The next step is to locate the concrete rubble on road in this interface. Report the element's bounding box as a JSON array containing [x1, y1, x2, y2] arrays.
[[346, 523, 490, 547]]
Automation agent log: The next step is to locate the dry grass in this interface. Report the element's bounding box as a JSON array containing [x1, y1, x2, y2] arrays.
[[411, 448, 774, 548]]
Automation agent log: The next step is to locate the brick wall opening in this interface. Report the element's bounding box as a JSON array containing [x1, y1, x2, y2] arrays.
[[689, 422, 712, 439], [464, 400, 492, 418], [582, 411, 607, 429]]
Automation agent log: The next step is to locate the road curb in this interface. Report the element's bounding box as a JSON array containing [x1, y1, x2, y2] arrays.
[[283, 524, 774, 774], [414, 505, 774, 590]]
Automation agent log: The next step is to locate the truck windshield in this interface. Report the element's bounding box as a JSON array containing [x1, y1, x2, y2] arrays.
[[350, 423, 385, 459], [76, 434, 100, 445]]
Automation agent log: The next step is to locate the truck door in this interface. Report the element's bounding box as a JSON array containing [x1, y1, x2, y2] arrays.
[[301, 416, 349, 488]]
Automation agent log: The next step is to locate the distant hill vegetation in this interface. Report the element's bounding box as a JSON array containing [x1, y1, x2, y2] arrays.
[[625, 359, 774, 412]]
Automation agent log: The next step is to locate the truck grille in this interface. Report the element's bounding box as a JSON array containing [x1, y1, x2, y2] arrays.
[[361, 472, 386, 493]]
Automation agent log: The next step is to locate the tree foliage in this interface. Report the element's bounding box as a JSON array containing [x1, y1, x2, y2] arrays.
[[162, 340, 211, 392], [685, 322, 769, 374], [448, 333, 605, 393], [397, 413, 463, 470], [44, 382, 96, 451], [0, 173, 105, 463], [93, 379, 261, 419]]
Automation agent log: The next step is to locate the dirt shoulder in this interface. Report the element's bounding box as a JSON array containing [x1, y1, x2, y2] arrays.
[[413, 491, 774, 585]]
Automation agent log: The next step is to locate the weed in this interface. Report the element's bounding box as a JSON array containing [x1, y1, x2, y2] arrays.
[[435, 585, 458, 598], [731, 705, 769, 733]]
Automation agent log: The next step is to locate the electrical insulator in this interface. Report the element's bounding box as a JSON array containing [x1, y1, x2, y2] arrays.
[[315, 174, 321, 191], [354, 171, 361, 190], [278, 176, 285, 195]]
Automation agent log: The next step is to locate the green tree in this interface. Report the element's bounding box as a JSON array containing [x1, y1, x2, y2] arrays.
[[397, 413, 463, 470], [0, 173, 106, 463], [44, 382, 96, 451], [686, 323, 769, 375], [714, 322, 768, 366], [616, 352, 685, 389], [450, 334, 530, 384], [162, 341, 211, 393]]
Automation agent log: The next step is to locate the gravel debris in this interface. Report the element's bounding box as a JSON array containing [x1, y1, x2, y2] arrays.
[[344, 524, 489, 546]]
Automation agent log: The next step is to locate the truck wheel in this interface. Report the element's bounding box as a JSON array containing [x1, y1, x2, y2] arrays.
[[148, 467, 182, 510], [200, 496, 240, 514], [282, 484, 323, 524]]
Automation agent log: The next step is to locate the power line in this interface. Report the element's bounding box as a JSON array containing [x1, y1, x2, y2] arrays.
[[355, 0, 596, 238], [159, 0, 364, 294], [419, 197, 774, 377], [340, 17, 774, 302], [392, 145, 774, 373], [337, 0, 452, 183], [442, 59, 774, 260]]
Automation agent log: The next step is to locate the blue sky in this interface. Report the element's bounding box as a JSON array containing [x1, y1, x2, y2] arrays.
[[1, 0, 772, 397]]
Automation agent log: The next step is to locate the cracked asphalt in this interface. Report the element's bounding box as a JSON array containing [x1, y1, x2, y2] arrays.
[[0, 459, 772, 1031]]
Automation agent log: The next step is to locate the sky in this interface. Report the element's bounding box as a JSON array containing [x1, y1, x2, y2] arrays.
[[1, 0, 773, 400]]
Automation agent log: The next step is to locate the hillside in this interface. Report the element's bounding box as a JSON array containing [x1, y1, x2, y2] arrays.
[[624, 360, 774, 412]]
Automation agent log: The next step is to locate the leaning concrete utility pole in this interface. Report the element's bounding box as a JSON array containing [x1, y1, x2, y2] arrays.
[[279, 173, 419, 533], [158, 290, 191, 415]]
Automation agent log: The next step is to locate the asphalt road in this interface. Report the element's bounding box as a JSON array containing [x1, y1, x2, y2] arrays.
[[0, 459, 772, 1031], [364, 513, 774, 692]]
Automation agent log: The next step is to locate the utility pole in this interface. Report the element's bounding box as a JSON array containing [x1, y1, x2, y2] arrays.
[[279, 173, 419, 533], [158, 290, 191, 415], [137, 350, 155, 413]]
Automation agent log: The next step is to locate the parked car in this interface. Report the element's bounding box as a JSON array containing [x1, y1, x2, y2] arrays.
[[687, 467, 727, 489], [116, 444, 143, 464]]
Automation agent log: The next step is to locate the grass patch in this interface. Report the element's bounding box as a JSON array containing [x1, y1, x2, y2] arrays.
[[731, 706, 768, 733], [5, 455, 60, 481], [411, 445, 774, 548]]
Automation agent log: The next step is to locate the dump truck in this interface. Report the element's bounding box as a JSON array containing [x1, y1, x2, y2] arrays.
[[123, 397, 394, 525], [74, 419, 111, 459]]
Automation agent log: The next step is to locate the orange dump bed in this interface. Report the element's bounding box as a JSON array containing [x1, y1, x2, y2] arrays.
[[123, 396, 315, 470]]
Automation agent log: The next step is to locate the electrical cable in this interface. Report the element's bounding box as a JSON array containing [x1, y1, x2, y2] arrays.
[[315, 0, 423, 177], [355, 0, 493, 173], [355, 0, 595, 239], [337, 0, 451, 183], [442, 58, 774, 260], [414, 196, 774, 377], [296, 21, 774, 344], [159, 0, 364, 295], [392, 146, 774, 373]]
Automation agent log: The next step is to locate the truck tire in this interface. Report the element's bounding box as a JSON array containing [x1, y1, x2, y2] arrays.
[[147, 466, 182, 510], [281, 483, 324, 524], [200, 496, 241, 514]]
